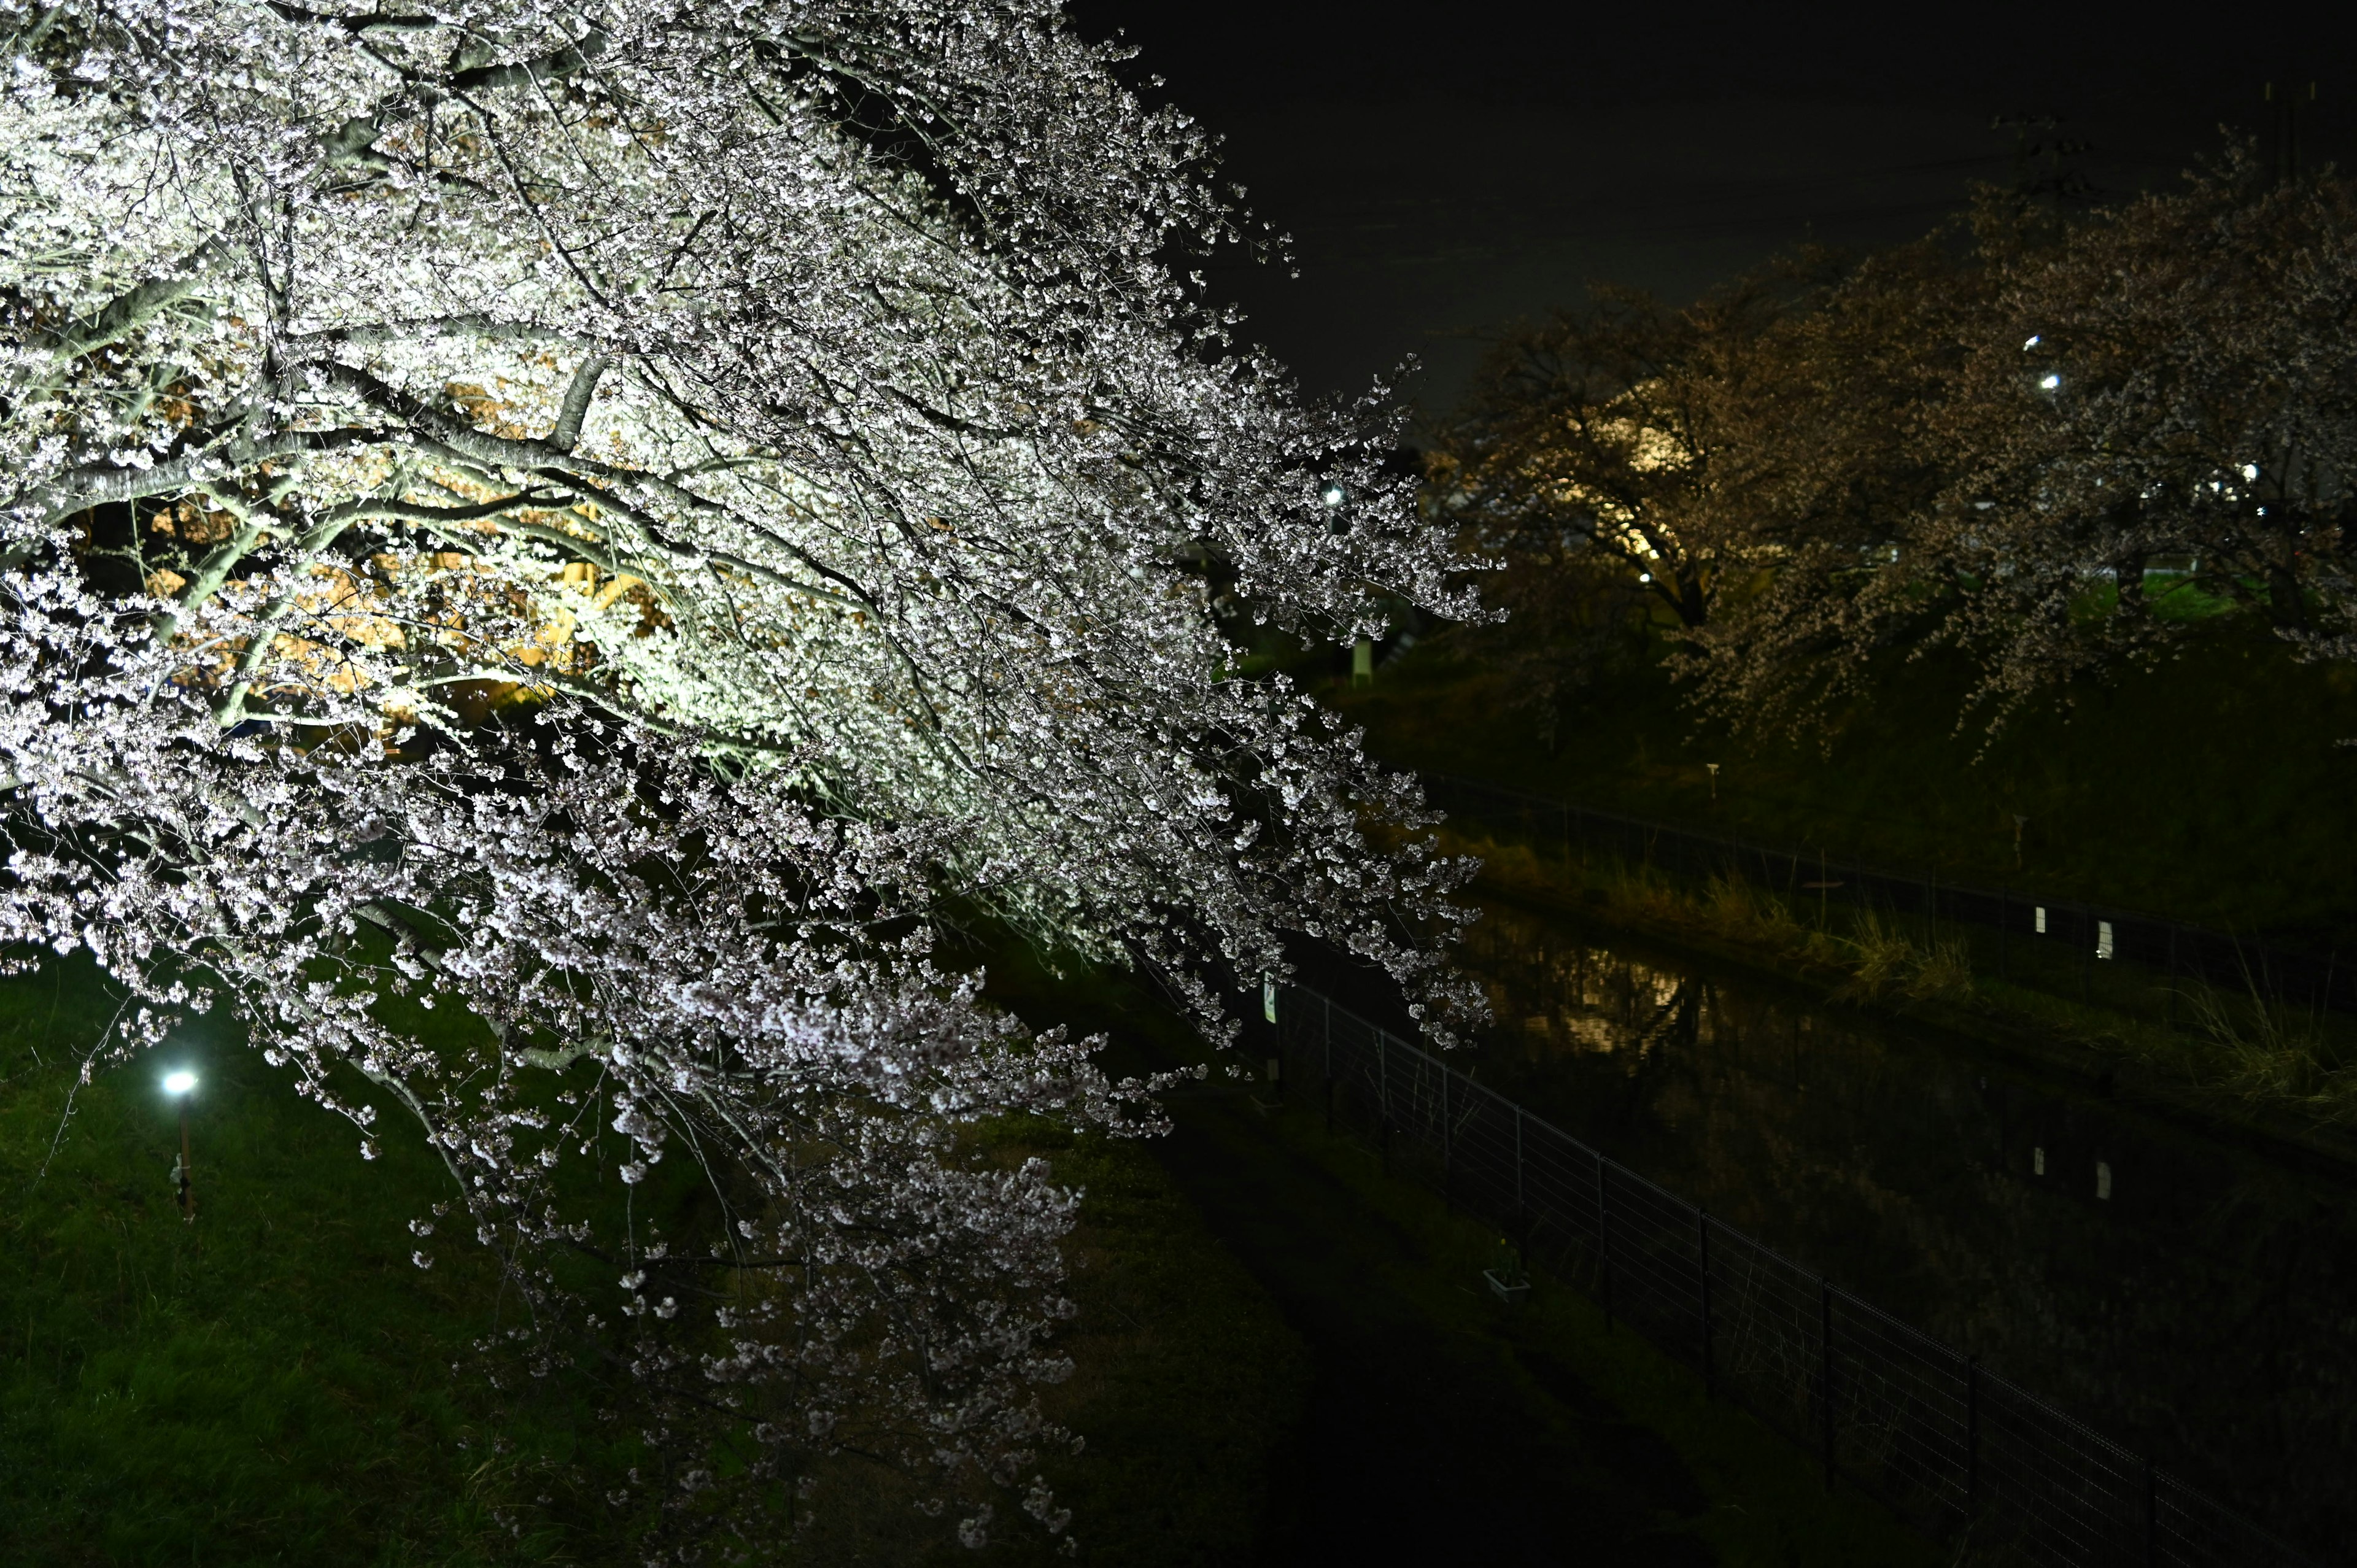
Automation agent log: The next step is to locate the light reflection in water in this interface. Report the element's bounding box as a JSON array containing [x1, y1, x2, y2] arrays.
[[1455, 895, 2357, 1558]]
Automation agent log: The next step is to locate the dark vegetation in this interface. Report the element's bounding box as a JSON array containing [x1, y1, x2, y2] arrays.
[[1329, 619, 2357, 944], [980, 948, 1937, 1567], [2, 933, 1960, 1564], [1357, 142, 2357, 954], [1314, 625, 2357, 1137]]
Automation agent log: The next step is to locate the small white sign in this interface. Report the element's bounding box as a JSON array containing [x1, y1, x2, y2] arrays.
[[1262, 975, 1277, 1024], [2035, 906, 2047, 934], [2097, 920, 2114, 960]]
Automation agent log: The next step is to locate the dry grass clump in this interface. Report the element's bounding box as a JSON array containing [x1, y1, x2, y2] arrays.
[[1427, 825, 1981, 1010], [1699, 873, 1807, 948], [1806, 907, 1974, 1003], [2180, 982, 2357, 1122]]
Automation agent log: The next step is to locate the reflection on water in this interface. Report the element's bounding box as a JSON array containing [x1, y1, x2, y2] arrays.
[[1457, 895, 2357, 1558]]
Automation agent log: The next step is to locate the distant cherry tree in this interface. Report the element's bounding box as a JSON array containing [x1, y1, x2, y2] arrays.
[[0, 0, 1476, 1551], [1681, 155, 2357, 739], [1913, 152, 2357, 714]]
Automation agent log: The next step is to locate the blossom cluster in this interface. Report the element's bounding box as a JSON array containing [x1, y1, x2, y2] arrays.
[[0, 0, 1477, 1551]]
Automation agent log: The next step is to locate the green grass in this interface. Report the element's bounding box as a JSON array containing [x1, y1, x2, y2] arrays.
[[0, 957, 618, 1567], [1326, 617, 2357, 945], [0, 956, 1310, 1566]]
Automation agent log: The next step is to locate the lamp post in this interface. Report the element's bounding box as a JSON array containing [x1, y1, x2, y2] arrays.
[[164, 1070, 196, 1222]]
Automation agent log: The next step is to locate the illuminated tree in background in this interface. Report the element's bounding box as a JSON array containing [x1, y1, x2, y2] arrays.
[[0, 0, 1477, 1550]]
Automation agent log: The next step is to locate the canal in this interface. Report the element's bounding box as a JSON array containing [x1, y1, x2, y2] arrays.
[[1448, 893, 2357, 1560]]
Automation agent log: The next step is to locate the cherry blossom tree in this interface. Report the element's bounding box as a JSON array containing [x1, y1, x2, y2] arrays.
[[1681, 155, 2357, 740], [0, 0, 1477, 1552], [1435, 281, 1791, 636], [1435, 257, 1965, 744], [1667, 233, 1992, 738], [1912, 151, 2357, 714]]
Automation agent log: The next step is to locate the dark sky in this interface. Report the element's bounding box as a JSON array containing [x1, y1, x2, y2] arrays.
[[1076, 1, 2357, 422]]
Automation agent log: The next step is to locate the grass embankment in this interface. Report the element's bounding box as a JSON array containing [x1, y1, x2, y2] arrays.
[[0, 956, 608, 1566], [981, 948, 1938, 1568], [1450, 822, 2357, 1146], [1327, 619, 2357, 946], [0, 958, 1307, 1566]]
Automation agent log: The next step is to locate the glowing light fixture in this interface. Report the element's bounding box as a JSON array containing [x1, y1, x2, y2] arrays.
[[163, 1070, 196, 1095], [1319, 481, 1346, 508]]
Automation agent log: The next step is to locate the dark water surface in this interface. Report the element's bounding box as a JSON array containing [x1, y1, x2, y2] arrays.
[[1450, 894, 2357, 1559]]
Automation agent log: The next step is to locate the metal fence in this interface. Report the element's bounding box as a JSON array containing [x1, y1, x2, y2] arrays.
[[1271, 982, 2321, 1568], [1423, 772, 2357, 1023]]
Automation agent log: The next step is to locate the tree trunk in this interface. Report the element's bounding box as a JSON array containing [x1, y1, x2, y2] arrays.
[[2267, 562, 2311, 631], [1673, 571, 1709, 628], [2113, 552, 2148, 617]]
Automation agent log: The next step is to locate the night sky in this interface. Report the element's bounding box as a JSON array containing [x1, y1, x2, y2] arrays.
[[1078, 1, 2357, 421]]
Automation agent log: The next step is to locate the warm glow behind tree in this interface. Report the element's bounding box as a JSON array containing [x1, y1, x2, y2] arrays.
[[1435, 282, 1788, 635]]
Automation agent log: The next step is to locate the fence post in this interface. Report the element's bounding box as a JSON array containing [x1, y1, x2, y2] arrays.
[[1965, 1354, 1979, 1526], [1819, 1278, 1836, 1493], [2165, 926, 2178, 1032], [1598, 1151, 1614, 1333], [1323, 996, 1334, 1132], [1698, 1209, 1714, 1400], [1514, 1103, 1525, 1234], [1441, 1065, 1452, 1213]]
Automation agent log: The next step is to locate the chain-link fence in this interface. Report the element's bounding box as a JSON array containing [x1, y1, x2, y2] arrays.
[[1271, 982, 2320, 1567], [1423, 772, 2357, 1026]]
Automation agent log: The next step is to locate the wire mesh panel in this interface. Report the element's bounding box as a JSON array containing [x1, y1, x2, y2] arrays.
[[1829, 1291, 1972, 1532], [1974, 1372, 2150, 1568], [1269, 982, 2318, 1568], [1706, 1226, 1824, 1445]]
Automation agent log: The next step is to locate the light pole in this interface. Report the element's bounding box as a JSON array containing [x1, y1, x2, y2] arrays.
[[164, 1070, 197, 1222]]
